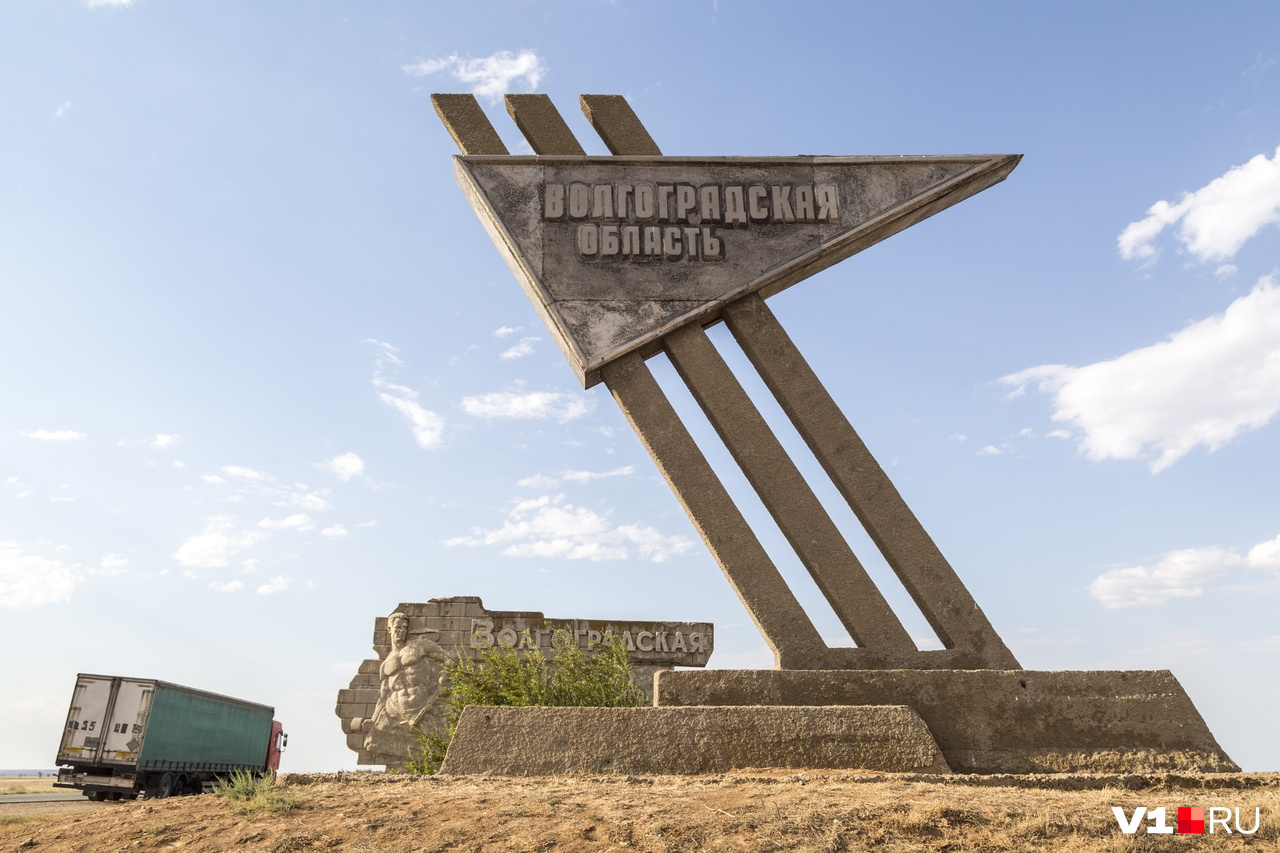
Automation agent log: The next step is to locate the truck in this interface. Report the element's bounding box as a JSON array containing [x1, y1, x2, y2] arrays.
[[54, 673, 287, 801]]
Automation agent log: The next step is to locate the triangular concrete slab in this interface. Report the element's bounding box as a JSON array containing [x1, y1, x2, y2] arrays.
[[456, 154, 1019, 387]]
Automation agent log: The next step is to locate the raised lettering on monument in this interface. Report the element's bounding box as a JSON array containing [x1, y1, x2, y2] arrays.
[[543, 181, 840, 262], [335, 596, 714, 767], [468, 617, 708, 660], [455, 155, 1017, 387]]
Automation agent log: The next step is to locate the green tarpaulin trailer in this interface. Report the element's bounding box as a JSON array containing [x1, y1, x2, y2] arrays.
[[55, 673, 286, 800]]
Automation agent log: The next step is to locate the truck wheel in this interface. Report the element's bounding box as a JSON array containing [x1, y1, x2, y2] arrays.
[[152, 772, 173, 799], [90, 790, 107, 802]]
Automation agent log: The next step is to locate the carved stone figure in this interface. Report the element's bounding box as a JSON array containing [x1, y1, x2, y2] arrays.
[[360, 611, 447, 766], [335, 597, 714, 767]]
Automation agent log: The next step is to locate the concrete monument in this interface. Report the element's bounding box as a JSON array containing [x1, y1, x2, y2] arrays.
[[335, 596, 712, 767], [428, 93, 1238, 774]]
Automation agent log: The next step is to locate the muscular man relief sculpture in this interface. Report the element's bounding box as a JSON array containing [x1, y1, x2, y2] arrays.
[[336, 596, 713, 767], [359, 612, 448, 767]]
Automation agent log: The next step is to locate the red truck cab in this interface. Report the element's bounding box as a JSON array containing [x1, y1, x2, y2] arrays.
[[266, 721, 288, 774]]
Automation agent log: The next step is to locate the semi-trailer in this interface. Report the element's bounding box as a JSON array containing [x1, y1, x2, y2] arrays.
[[54, 673, 287, 800]]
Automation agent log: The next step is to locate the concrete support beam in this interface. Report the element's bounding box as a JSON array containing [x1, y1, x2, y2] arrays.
[[722, 294, 1020, 670], [579, 94, 662, 156], [603, 352, 827, 668], [439, 705, 950, 775], [430, 94, 508, 156], [663, 323, 916, 655], [504, 94, 586, 156]]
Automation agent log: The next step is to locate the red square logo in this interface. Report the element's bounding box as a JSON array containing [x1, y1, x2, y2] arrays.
[[1178, 807, 1205, 834]]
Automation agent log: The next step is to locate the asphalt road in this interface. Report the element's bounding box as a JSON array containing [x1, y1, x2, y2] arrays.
[[0, 792, 85, 804]]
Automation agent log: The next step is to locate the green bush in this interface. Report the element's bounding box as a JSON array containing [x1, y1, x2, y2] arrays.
[[405, 629, 645, 774], [211, 769, 296, 814]]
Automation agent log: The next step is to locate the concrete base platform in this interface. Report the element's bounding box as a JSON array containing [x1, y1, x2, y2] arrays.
[[655, 669, 1238, 775], [438, 705, 951, 775]]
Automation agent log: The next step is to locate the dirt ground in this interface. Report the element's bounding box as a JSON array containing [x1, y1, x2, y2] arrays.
[[1, 771, 1277, 852]]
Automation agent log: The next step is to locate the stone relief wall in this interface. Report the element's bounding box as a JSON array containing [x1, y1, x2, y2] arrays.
[[335, 596, 713, 767]]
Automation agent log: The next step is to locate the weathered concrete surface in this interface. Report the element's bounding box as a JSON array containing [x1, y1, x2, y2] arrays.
[[655, 669, 1240, 775], [723, 294, 1020, 670], [665, 321, 918, 655], [336, 596, 713, 767], [454, 153, 1019, 388], [603, 352, 829, 669], [439, 705, 951, 775], [430, 94, 508, 156], [505, 94, 586, 156], [580, 94, 662, 156]]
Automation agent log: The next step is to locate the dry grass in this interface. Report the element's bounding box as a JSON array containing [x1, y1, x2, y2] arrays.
[[0, 776, 58, 796], [0, 771, 1275, 852]]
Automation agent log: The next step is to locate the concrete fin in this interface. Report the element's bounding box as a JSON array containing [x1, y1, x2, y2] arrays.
[[505, 94, 586, 156], [430, 94, 508, 156], [723, 294, 1021, 669], [455, 154, 1019, 387], [663, 323, 918, 654], [580, 94, 662, 156]]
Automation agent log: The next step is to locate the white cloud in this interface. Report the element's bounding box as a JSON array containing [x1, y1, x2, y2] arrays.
[[53, 101, 72, 118], [517, 473, 561, 489], [500, 337, 540, 360], [1247, 534, 1280, 571], [561, 466, 634, 484], [150, 434, 179, 449], [447, 494, 692, 562], [95, 553, 129, 576], [322, 452, 365, 482], [222, 465, 267, 480], [320, 524, 349, 538], [403, 50, 546, 104], [362, 338, 404, 368], [369, 344, 445, 449], [209, 580, 244, 593], [377, 388, 445, 449], [281, 488, 330, 512], [1090, 534, 1280, 608], [86, 0, 135, 7], [0, 542, 80, 608], [173, 517, 263, 568], [203, 465, 332, 512], [1002, 276, 1280, 472], [460, 390, 593, 423], [257, 513, 316, 532], [20, 429, 85, 442], [494, 326, 520, 338], [977, 445, 1002, 456], [1090, 546, 1238, 608], [257, 576, 293, 595], [1119, 144, 1280, 263]]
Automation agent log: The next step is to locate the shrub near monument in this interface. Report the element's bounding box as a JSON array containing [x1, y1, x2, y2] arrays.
[[405, 630, 644, 774]]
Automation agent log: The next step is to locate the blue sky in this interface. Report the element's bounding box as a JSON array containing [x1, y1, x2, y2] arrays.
[[3, 1, 1279, 772]]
